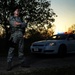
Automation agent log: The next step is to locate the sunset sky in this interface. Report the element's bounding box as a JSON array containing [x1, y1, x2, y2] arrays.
[[51, 0, 75, 34]]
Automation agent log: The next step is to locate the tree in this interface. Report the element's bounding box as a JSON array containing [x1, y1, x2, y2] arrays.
[[19, 0, 57, 39], [0, 0, 57, 39], [68, 24, 75, 34], [0, 0, 16, 38], [0, 25, 6, 38]]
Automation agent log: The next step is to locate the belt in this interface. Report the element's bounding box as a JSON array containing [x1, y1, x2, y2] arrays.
[[11, 28, 22, 33]]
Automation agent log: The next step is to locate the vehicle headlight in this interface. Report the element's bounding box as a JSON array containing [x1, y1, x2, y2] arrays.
[[46, 42, 56, 46], [49, 42, 56, 46]]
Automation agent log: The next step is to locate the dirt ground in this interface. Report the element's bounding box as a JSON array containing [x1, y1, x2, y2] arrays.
[[0, 54, 75, 73]]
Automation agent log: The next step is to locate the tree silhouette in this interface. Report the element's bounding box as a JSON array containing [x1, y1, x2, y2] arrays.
[[68, 24, 75, 34], [0, 0, 57, 39]]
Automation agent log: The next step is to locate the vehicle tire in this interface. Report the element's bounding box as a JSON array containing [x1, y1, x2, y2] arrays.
[[58, 45, 67, 58]]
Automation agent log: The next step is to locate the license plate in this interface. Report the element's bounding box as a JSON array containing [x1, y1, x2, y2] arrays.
[[34, 48, 38, 51]]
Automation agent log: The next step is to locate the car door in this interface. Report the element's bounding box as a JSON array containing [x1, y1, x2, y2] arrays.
[[67, 34, 75, 52], [72, 34, 75, 52]]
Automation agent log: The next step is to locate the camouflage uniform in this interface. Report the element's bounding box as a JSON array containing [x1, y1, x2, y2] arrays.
[[7, 16, 27, 64]]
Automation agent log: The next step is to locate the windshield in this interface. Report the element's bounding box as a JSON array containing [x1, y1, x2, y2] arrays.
[[48, 34, 68, 40]]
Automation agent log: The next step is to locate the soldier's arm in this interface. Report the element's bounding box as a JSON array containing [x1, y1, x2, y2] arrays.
[[14, 21, 21, 26], [9, 16, 21, 27], [20, 22, 27, 28], [20, 19, 28, 28]]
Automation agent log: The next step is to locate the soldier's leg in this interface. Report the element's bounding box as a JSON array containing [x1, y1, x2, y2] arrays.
[[18, 37, 25, 63], [18, 37, 30, 67], [7, 35, 17, 64], [7, 47, 14, 64], [7, 33, 17, 71], [7, 46, 14, 71]]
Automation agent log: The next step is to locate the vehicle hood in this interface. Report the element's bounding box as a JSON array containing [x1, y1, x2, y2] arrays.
[[32, 40, 60, 46]]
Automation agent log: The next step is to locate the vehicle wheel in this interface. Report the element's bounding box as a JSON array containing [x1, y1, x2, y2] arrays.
[[58, 45, 67, 58]]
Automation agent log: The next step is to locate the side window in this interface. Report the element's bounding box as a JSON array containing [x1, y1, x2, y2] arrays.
[[68, 34, 74, 40], [73, 35, 75, 40]]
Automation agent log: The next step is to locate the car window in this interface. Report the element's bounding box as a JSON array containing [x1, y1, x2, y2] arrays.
[[68, 34, 75, 40], [48, 34, 68, 40], [73, 34, 75, 39]]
